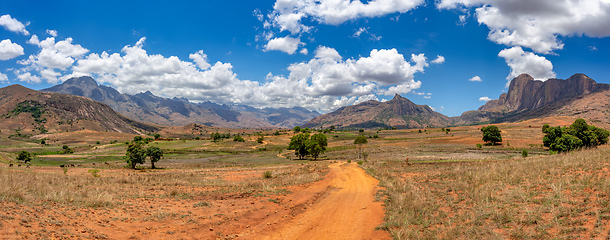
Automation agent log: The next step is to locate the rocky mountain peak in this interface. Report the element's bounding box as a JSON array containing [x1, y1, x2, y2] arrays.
[[62, 76, 98, 87]]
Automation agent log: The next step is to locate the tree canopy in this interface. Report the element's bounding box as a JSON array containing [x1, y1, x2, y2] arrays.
[[481, 125, 502, 145], [288, 133, 327, 160], [146, 146, 163, 169], [542, 119, 609, 153]]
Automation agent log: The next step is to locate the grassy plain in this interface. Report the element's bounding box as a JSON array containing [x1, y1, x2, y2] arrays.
[[1, 116, 609, 239]]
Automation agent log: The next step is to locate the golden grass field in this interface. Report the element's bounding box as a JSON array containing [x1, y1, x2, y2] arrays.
[[1, 116, 609, 239]]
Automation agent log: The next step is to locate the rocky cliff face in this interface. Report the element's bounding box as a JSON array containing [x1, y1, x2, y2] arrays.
[[479, 73, 608, 112], [43, 76, 319, 129], [304, 94, 451, 129], [461, 73, 610, 125]]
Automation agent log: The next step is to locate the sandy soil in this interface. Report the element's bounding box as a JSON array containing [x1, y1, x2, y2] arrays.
[[248, 162, 390, 240]]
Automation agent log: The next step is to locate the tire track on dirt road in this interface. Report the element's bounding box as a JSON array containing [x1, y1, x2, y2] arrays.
[[254, 162, 390, 240]]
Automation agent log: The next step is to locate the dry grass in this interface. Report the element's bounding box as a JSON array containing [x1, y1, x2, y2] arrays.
[[0, 162, 328, 208], [366, 146, 610, 239]]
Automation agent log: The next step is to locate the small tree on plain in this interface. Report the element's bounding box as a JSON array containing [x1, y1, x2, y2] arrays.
[[125, 142, 147, 169], [17, 150, 32, 163], [288, 133, 310, 159], [306, 133, 328, 160], [354, 134, 368, 159], [481, 125, 502, 145], [146, 146, 163, 169]]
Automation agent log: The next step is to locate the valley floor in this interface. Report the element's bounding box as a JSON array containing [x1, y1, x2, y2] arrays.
[[1, 116, 609, 239]]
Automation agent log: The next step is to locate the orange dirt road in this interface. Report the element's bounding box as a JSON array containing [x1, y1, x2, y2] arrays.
[[257, 162, 390, 240]]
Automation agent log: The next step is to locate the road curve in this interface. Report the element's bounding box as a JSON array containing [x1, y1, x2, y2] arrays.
[[259, 162, 390, 240]]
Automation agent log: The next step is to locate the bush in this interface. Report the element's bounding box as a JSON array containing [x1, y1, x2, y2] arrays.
[[476, 144, 482, 149], [522, 149, 528, 157], [542, 119, 609, 153], [233, 135, 245, 142], [262, 170, 273, 179], [257, 135, 264, 144], [17, 150, 32, 162], [357, 161, 364, 165]]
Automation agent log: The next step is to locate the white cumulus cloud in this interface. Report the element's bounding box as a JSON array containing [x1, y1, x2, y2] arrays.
[[46, 29, 58, 37], [0, 72, 8, 82], [431, 55, 445, 64], [17, 34, 89, 83], [0, 14, 29, 35], [437, 0, 610, 54], [469, 76, 482, 82], [498, 46, 556, 85], [0, 39, 24, 60], [479, 96, 491, 102], [264, 36, 303, 54], [269, 0, 425, 35]]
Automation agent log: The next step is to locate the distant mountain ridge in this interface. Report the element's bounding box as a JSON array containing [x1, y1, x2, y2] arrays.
[[43, 76, 320, 129], [303, 94, 452, 129], [305, 73, 610, 130], [0, 85, 157, 135]]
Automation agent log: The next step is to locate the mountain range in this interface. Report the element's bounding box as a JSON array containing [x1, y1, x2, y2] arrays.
[[1, 73, 607, 135], [0, 84, 157, 135], [43, 76, 319, 129], [305, 73, 610, 129]]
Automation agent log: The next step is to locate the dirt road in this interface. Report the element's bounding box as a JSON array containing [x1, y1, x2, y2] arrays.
[[256, 162, 390, 240]]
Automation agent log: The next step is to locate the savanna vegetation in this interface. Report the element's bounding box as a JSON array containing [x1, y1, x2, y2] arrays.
[[1, 117, 609, 239]]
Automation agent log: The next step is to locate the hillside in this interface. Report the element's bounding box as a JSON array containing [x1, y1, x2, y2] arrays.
[[0, 85, 157, 136], [303, 94, 452, 129], [456, 73, 610, 128], [43, 76, 319, 129]]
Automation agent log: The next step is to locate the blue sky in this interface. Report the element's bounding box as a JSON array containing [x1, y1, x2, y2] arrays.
[[1, 0, 609, 117]]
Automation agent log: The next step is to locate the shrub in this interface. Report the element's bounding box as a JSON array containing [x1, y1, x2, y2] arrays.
[[262, 170, 273, 179], [347, 159, 351, 163], [257, 135, 264, 144], [476, 144, 482, 149], [96, 141, 101, 144], [522, 149, 528, 157], [542, 119, 609, 153], [357, 161, 364, 165], [233, 135, 245, 142], [17, 150, 32, 162], [88, 169, 100, 177]]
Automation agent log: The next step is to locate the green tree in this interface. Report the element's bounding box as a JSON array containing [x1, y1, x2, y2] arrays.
[[146, 146, 163, 169], [481, 125, 502, 145], [257, 135, 265, 143], [211, 132, 221, 142], [62, 145, 73, 154], [306, 133, 328, 160], [17, 150, 32, 163], [288, 133, 310, 159], [354, 134, 368, 159], [125, 142, 147, 169], [543, 119, 609, 152], [153, 133, 161, 140], [233, 135, 245, 142], [133, 136, 144, 143], [293, 126, 301, 133], [354, 134, 368, 145]]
